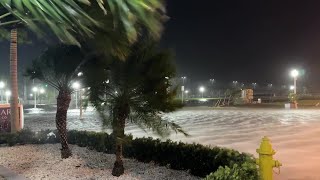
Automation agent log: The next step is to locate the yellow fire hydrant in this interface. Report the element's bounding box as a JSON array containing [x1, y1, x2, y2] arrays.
[[256, 136, 282, 180]]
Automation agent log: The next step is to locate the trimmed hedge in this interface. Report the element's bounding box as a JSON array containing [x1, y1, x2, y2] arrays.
[[0, 129, 258, 178]]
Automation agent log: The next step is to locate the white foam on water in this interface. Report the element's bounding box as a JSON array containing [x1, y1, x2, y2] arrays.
[[23, 107, 320, 179]]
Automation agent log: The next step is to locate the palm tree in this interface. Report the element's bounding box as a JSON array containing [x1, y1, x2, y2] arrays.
[[0, 1, 166, 133], [84, 41, 187, 176], [26, 45, 85, 158], [9, 28, 20, 132]]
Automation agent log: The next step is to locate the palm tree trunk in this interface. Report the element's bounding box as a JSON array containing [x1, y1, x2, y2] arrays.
[[10, 28, 20, 133], [56, 89, 72, 158], [111, 106, 128, 177]]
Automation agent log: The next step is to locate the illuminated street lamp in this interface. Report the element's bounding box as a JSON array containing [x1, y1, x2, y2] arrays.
[[185, 90, 189, 99], [181, 76, 187, 84], [5, 90, 11, 104], [290, 69, 299, 94], [199, 86, 205, 98], [232, 81, 238, 87], [32, 87, 39, 108], [0, 81, 4, 89], [181, 77, 186, 103], [290, 85, 295, 91], [72, 82, 84, 119], [72, 82, 81, 109], [209, 79, 215, 97], [40, 88, 45, 94], [252, 83, 257, 89], [77, 72, 83, 77]]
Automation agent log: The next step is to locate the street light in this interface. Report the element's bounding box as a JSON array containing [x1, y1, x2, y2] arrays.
[[290, 69, 299, 94], [77, 72, 83, 77], [181, 76, 187, 84], [181, 76, 186, 103], [290, 85, 295, 90], [185, 90, 189, 99], [40, 88, 45, 94], [0, 81, 4, 89], [252, 83, 257, 89], [32, 87, 39, 108], [209, 79, 215, 97], [199, 86, 205, 98], [5, 90, 11, 104], [232, 81, 238, 87], [72, 82, 81, 109]]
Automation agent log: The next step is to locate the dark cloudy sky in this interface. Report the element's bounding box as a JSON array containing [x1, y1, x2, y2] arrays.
[[161, 0, 320, 87], [1, 0, 320, 88]]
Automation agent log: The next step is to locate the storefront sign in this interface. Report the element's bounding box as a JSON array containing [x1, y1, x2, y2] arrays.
[[0, 104, 24, 133]]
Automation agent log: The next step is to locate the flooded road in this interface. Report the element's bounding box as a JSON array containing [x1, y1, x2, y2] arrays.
[[25, 107, 320, 179]]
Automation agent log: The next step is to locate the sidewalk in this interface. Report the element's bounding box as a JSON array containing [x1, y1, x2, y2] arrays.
[[0, 166, 28, 180]]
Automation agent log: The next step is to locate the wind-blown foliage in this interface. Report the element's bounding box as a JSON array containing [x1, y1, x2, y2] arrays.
[[85, 42, 186, 136], [83, 41, 187, 176], [26, 45, 84, 90], [26, 45, 85, 158], [0, 0, 166, 46]]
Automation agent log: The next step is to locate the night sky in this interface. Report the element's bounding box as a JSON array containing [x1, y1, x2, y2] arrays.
[[1, 0, 320, 88]]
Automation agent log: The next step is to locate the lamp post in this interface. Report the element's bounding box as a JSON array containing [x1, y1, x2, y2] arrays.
[[0, 81, 5, 103], [32, 87, 38, 108], [232, 81, 238, 88], [210, 79, 215, 97], [185, 90, 189, 99], [5, 90, 11, 104], [72, 82, 80, 109], [181, 76, 186, 103], [39, 88, 45, 104], [252, 83, 257, 89], [290, 85, 295, 91], [199, 86, 205, 98], [290, 69, 299, 94]]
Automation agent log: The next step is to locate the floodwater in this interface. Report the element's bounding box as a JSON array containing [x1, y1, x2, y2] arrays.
[[24, 107, 320, 179]]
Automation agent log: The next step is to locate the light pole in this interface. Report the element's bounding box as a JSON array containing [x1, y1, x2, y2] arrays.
[[5, 90, 11, 104], [252, 83, 257, 89], [181, 76, 186, 103], [32, 87, 38, 108], [185, 90, 189, 99], [210, 79, 215, 97], [79, 88, 85, 119], [199, 86, 205, 98], [232, 81, 238, 88], [39, 88, 45, 104], [290, 69, 299, 94], [72, 82, 80, 109], [290, 85, 295, 91], [0, 81, 5, 103]]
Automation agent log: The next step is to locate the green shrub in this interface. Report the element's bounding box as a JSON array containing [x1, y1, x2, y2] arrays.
[[124, 137, 256, 177], [204, 162, 258, 180], [0, 130, 257, 178]]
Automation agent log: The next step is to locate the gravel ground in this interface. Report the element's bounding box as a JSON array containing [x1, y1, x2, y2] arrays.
[[0, 144, 199, 180]]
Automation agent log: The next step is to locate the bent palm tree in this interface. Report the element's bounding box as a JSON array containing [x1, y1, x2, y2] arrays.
[[0, 0, 165, 133], [84, 41, 187, 176], [26, 45, 85, 158]]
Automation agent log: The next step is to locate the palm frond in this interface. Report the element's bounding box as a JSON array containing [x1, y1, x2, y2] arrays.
[[0, 0, 100, 45]]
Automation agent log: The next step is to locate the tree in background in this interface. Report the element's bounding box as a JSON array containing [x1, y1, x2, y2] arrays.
[[26, 45, 84, 158], [0, 0, 166, 133], [83, 41, 187, 176]]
